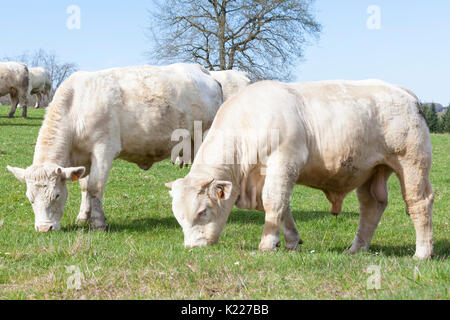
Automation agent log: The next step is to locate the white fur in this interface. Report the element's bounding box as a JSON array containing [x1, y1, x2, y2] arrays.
[[28, 67, 52, 108], [210, 70, 251, 102]]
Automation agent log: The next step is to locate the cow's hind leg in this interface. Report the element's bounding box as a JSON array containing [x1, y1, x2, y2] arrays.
[[8, 93, 19, 118], [397, 160, 434, 259], [19, 90, 28, 118], [349, 166, 392, 254], [76, 176, 91, 224]]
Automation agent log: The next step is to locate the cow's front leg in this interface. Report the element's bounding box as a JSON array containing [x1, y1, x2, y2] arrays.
[[86, 145, 117, 230], [259, 162, 298, 251], [282, 207, 302, 250], [76, 176, 91, 224], [34, 93, 42, 109]]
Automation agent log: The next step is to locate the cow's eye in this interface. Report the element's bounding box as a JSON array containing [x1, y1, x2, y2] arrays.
[[198, 209, 207, 218], [55, 194, 60, 200]]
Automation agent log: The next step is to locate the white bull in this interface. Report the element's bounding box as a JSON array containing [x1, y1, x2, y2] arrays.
[[7, 63, 223, 232], [166, 80, 434, 260]]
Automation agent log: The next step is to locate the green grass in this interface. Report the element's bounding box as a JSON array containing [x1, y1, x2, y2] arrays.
[[0, 107, 448, 300]]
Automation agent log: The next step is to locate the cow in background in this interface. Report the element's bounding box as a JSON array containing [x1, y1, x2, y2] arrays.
[[0, 62, 31, 118], [29, 67, 52, 108]]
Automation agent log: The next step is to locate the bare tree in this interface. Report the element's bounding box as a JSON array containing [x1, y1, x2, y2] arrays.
[[146, 0, 321, 80]]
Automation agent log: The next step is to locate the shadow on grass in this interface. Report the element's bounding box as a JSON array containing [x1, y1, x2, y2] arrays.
[[228, 209, 358, 225], [62, 217, 180, 233], [108, 217, 180, 232], [327, 239, 449, 260], [0, 122, 42, 127]]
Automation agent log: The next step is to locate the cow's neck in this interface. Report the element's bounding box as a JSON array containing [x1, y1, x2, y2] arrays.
[[33, 98, 72, 167], [191, 134, 266, 211], [191, 134, 253, 198], [191, 162, 239, 184]]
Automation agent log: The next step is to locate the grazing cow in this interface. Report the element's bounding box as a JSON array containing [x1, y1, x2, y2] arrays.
[[166, 80, 434, 260], [29, 67, 52, 108], [0, 62, 31, 118], [210, 70, 251, 102], [7, 63, 223, 232]]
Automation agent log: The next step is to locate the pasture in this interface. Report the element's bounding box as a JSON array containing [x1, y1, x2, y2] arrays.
[[0, 107, 448, 300]]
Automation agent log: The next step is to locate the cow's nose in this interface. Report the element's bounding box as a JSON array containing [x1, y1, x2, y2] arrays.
[[37, 225, 53, 233]]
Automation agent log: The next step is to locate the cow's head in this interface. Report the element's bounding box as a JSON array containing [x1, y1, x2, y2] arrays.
[[7, 164, 85, 232], [166, 175, 234, 248]]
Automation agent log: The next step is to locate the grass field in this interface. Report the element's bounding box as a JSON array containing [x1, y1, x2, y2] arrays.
[[0, 107, 448, 300]]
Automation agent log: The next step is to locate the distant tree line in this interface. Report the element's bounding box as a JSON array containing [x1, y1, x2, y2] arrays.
[[421, 103, 450, 133]]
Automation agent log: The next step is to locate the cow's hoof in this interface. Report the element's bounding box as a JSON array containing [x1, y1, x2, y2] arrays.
[[76, 217, 90, 225], [285, 243, 298, 251], [413, 252, 434, 260], [258, 239, 279, 251], [90, 220, 107, 231], [259, 246, 277, 252], [76, 211, 91, 224], [7, 114, 14, 118], [285, 238, 303, 251], [91, 224, 107, 232]]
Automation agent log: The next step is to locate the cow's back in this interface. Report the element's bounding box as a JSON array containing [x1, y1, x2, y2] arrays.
[[289, 80, 429, 191], [66, 64, 222, 165], [204, 79, 428, 192]]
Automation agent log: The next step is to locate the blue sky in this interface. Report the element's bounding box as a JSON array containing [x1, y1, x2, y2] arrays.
[[1, 0, 449, 103]]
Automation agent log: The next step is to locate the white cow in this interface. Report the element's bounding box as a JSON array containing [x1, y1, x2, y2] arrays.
[[7, 63, 223, 232], [166, 80, 434, 260], [0, 62, 31, 118], [210, 70, 251, 102], [29, 67, 52, 108]]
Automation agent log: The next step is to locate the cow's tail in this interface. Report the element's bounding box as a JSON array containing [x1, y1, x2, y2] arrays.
[[22, 64, 32, 97]]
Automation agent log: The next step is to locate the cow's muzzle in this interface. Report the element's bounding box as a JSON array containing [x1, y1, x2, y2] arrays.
[[36, 225, 54, 233]]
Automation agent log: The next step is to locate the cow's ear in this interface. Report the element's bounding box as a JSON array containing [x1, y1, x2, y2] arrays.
[[57, 167, 86, 182], [211, 181, 232, 201], [165, 181, 175, 190], [7, 166, 26, 183], [165, 181, 175, 198]]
